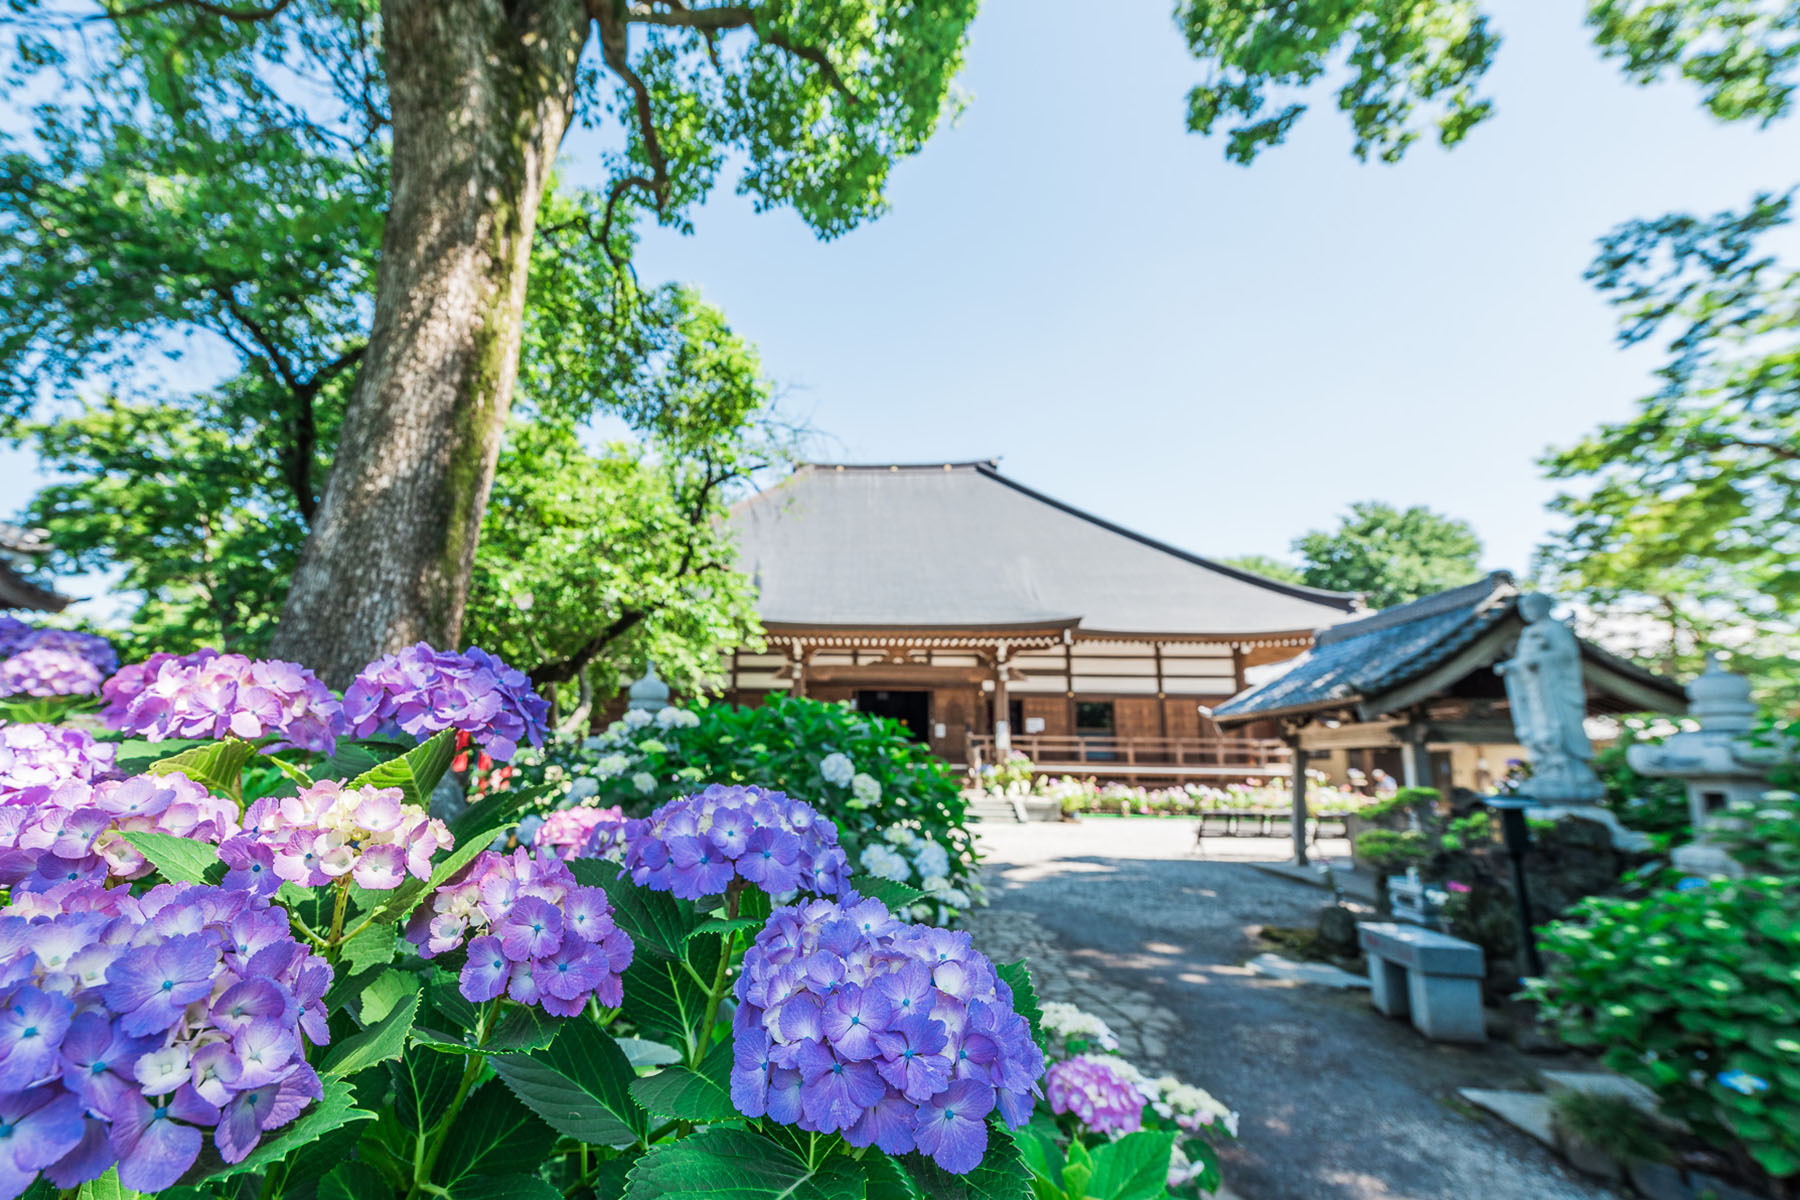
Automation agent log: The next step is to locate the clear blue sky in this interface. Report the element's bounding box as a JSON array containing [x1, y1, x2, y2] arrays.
[[6, 0, 1797, 613], [618, 0, 1798, 575]]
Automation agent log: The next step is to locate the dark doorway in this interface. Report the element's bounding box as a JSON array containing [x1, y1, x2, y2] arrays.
[[856, 689, 930, 743]]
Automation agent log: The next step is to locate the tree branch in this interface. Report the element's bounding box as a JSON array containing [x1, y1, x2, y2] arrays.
[[759, 29, 856, 104], [531, 610, 647, 686], [100, 0, 292, 22]]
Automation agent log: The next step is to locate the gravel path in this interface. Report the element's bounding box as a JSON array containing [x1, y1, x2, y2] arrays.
[[965, 818, 1617, 1200]]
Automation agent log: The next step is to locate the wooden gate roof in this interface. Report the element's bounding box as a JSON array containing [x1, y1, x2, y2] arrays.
[[730, 462, 1358, 639]]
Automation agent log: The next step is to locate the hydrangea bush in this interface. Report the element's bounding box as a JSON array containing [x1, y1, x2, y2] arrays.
[[0, 644, 1060, 1200], [1021, 1001, 1237, 1197], [1530, 872, 1800, 1187], [499, 695, 983, 921]]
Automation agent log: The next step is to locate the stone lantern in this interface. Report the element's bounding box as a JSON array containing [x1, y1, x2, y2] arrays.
[[627, 661, 671, 712], [1626, 656, 1781, 875]]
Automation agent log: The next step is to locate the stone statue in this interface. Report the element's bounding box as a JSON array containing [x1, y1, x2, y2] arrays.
[[1495, 593, 1605, 803]]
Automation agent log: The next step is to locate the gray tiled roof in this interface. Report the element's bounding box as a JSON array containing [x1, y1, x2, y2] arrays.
[[731, 463, 1360, 636], [1214, 572, 1519, 720]]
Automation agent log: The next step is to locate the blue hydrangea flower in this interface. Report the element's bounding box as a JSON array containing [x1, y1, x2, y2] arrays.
[[731, 895, 1044, 1174], [622, 785, 851, 901], [0, 882, 331, 1195]]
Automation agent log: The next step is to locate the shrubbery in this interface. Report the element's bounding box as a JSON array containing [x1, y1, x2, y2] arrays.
[[0, 622, 1083, 1199], [501, 695, 981, 923], [1531, 874, 1800, 1186]]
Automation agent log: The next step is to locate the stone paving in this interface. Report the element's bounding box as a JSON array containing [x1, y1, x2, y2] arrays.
[[965, 817, 1617, 1200]]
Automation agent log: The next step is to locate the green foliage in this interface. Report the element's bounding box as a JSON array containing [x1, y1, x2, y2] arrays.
[[1595, 717, 1694, 837], [1353, 829, 1432, 874], [1588, 0, 1800, 125], [348, 729, 457, 811], [1531, 876, 1800, 1182], [1291, 502, 1484, 610], [1359, 787, 1440, 824], [121, 830, 224, 886], [1711, 790, 1800, 877], [492, 1021, 649, 1146], [1175, 0, 1500, 164], [1536, 191, 1800, 702], [516, 697, 979, 920]]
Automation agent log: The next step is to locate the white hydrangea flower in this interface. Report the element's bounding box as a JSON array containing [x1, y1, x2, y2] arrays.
[[632, 772, 657, 794], [922, 874, 951, 895], [637, 738, 667, 755], [655, 705, 698, 729], [1039, 1001, 1121, 1053], [940, 887, 970, 909], [913, 839, 950, 881], [859, 843, 911, 882], [883, 824, 918, 848], [568, 777, 599, 801], [623, 709, 653, 729], [819, 752, 854, 786], [593, 753, 631, 779], [909, 903, 934, 922], [850, 773, 881, 808]]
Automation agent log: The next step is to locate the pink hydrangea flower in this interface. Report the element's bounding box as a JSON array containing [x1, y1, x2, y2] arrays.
[[1045, 1055, 1145, 1136], [535, 804, 627, 862], [228, 780, 450, 890]]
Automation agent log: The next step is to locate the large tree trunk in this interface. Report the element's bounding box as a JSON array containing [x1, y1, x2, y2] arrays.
[[269, 0, 588, 686]]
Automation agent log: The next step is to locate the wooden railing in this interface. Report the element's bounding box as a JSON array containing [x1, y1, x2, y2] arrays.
[[965, 733, 1292, 778]]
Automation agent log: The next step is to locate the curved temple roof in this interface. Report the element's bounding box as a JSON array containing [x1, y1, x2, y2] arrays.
[[730, 462, 1358, 638], [1214, 571, 1686, 723]]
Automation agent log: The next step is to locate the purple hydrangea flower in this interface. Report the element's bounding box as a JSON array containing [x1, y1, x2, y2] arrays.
[[0, 724, 116, 804], [0, 629, 118, 699], [99, 648, 218, 727], [0, 619, 33, 660], [340, 644, 548, 761], [106, 652, 341, 754], [0, 882, 330, 1196], [226, 780, 451, 890], [623, 785, 851, 901], [405, 848, 633, 1017], [731, 895, 1044, 1174], [0, 772, 240, 892], [1044, 1055, 1145, 1136]]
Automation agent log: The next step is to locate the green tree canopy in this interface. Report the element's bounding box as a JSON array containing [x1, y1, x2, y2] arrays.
[[1536, 191, 1800, 691], [1292, 501, 1485, 610]]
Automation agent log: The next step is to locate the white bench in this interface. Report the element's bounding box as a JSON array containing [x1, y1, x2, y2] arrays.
[[1358, 921, 1486, 1043]]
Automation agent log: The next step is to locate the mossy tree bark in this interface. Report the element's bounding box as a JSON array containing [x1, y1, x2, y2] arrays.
[[269, 0, 587, 685]]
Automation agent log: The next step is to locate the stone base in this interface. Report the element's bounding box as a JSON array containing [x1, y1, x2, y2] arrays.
[[1531, 805, 1653, 853], [1671, 841, 1744, 877]]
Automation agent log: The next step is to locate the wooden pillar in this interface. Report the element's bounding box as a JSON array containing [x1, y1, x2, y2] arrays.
[[1153, 643, 1168, 741], [1400, 721, 1432, 790], [1231, 644, 1248, 695], [788, 643, 806, 698], [1288, 729, 1310, 866], [992, 647, 1012, 755]]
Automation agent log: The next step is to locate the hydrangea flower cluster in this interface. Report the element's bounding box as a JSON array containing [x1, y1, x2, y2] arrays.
[[340, 644, 548, 761], [405, 849, 633, 1017], [107, 653, 341, 754], [225, 781, 450, 892], [0, 881, 329, 1195], [858, 825, 972, 922], [0, 628, 119, 699], [0, 616, 32, 658], [0, 772, 240, 892], [98, 648, 218, 727], [0, 724, 116, 804], [622, 785, 851, 901], [1044, 1054, 1146, 1136], [730, 895, 1044, 1174], [819, 753, 854, 787], [1038, 1001, 1121, 1054], [530, 804, 627, 862]]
